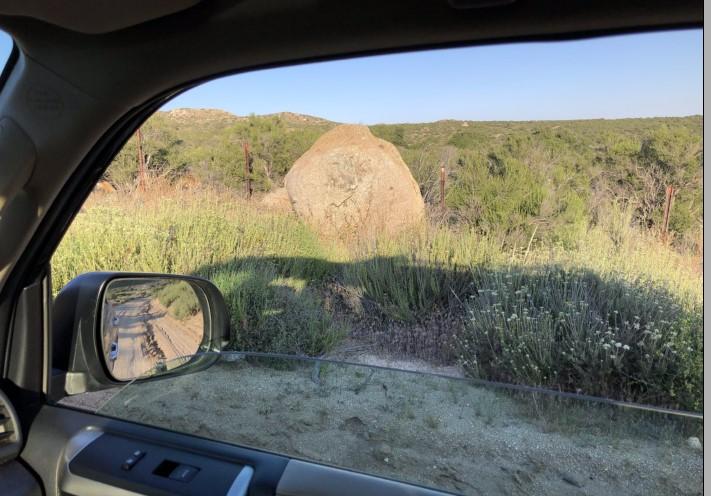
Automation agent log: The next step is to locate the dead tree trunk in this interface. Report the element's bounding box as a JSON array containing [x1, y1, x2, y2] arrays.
[[661, 185, 676, 243], [439, 164, 446, 211], [136, 128, 147, 192], [243, 142, 253, 199]]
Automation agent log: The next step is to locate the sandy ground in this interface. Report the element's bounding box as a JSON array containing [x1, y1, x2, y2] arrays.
[[149, 299, 203, 360], [326, 345, 466, 378], [91, 355, 703, 496], [107, 297, 203, 380]]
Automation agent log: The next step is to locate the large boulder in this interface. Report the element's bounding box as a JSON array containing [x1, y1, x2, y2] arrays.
[[284, 125, 425, 239]]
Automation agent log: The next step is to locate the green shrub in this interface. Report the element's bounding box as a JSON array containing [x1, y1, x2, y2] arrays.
[[343, 255, 469, 322], [456, 266, 703, 411], [205, 262, 343, 356], [342, 229, 495, 322]]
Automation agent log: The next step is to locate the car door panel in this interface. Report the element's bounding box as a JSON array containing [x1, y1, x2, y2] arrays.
[[22, 405, 286, 496], [21, 405, 451, 496]]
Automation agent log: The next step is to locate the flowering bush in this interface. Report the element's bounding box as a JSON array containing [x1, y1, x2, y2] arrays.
[[457, 266, 702, 411]]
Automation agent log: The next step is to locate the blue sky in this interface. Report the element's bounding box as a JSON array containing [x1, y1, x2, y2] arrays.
[[0, 29, 701, 123]]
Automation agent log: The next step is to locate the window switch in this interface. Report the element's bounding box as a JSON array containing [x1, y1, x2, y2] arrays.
[[121, 450, 145, 471], [169, 464, 200, 483]]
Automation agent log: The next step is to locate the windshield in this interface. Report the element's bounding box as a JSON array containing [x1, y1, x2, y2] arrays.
[[99, 352, 702, 496]]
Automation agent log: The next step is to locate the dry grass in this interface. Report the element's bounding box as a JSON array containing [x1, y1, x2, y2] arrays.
[[52, 186, 703, 409]]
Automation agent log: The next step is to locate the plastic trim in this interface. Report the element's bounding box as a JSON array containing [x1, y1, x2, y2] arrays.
[[276, 459, 451, 496], [227, 466, 254, 496]]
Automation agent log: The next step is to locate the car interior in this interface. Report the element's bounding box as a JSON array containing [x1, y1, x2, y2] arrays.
[[0, 1, 703, 495]]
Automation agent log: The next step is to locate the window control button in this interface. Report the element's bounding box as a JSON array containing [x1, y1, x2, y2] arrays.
[[169, 464, 200, 482], [121, 451, 146, 470], [121, 457, 138, 471]]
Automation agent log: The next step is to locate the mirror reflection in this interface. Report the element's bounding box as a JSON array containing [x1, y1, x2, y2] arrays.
[[101, 278, 205, 380]]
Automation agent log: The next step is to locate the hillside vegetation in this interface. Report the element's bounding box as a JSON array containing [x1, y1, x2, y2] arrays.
[[109, 110, 702, 250], [54, 110, 703, 412]]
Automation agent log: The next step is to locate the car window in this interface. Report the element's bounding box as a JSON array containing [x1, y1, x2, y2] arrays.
[[0, 30, 12, 69], [53, 29, 702, 495], [99, 352, 702, 496]]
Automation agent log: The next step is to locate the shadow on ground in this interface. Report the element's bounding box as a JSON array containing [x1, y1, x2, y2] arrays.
[[189, 254, 702, 412]]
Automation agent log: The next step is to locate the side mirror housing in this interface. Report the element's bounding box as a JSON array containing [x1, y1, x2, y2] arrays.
[[51, 272, 229, 400]]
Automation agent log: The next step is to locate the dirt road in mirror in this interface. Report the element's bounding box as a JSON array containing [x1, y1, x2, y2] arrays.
[[107, 296, 202, 379]]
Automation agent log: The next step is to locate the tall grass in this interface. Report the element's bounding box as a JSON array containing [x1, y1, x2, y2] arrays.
[[53, 190, 331, 285], [342, 221, 701, 320], [53, 190, 342, 356], [52, 188, 702, 409]]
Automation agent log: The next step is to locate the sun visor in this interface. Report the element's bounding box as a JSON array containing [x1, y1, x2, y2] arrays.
[[0, 0, 201, 34]]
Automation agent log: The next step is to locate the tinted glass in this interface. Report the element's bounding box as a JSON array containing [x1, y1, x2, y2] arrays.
[[99, 353, 703, 495]]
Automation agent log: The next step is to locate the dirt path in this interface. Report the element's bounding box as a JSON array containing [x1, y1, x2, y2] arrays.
[[110, 298, 156, 380], [148, 300, 203, 360], [107, 297, 202, 379], [99, 356, 703, 496]]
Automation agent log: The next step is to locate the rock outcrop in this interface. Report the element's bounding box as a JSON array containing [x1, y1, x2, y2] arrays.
[[284, 125, 424, 239]]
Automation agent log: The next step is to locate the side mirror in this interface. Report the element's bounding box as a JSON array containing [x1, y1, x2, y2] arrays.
[[51, 272, 230, 399]]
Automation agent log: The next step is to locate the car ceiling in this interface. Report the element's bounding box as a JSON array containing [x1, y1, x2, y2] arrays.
[[0, 0, 702, 296], [0, 0, 201, 34]]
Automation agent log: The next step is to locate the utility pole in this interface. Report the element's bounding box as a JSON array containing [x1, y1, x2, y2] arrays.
[[136, 128, 147, 192], [439, 164, 446, 211], [243, 142, 253, 199], [661, 185, 676, 243]]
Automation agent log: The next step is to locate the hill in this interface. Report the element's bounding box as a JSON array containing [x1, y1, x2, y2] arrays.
[[107, 110, 702, 250]]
